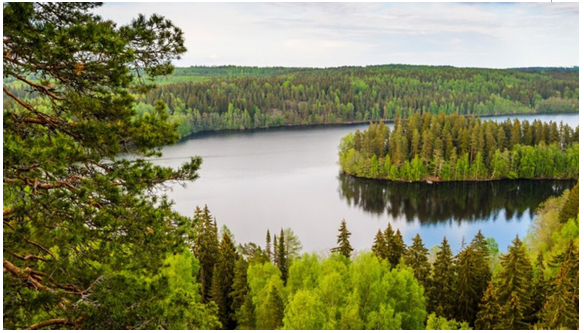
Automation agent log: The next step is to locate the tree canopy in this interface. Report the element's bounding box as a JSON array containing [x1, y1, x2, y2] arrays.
[[3, 3, 203, 329]]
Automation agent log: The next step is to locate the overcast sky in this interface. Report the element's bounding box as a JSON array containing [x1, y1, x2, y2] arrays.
[[95, 2, 579, 68]]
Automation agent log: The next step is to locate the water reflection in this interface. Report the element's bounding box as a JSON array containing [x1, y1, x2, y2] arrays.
[[338, 174, 575, 225]]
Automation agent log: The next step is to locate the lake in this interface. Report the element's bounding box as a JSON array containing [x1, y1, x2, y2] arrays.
[[153, 113, 579, 254]]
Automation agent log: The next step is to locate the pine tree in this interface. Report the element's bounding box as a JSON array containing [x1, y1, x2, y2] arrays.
[[3, 3, 201, 329], [332, 219, 354, 258], [428, 237, 456, 319], [403, 234, 431, 290], [211, 232, 238, 329], [278, 229, 288, 284], [492, 236, 533, 330]]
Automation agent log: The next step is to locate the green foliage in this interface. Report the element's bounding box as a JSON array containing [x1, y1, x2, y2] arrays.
[[338, 114, 578, 182], [283, 290, 327, 329], [558, 182, 579, 223], [2, 2, 210, 329], [113, 65, 580, 136], [426, 313, 472, 330]]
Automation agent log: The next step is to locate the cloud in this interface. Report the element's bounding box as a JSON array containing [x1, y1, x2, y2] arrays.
[[95, 2, 578, 68]]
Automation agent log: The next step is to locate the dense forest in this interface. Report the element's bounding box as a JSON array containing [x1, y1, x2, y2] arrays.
[[338, 113, 579, 182], [170, 182, 578, 330], [3, 3, 579, 330], [131, 65, 578, 136]]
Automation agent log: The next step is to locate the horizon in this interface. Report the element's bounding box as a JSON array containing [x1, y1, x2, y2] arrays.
[[96, 2, 579, 69], [170, 63, 580, 70]]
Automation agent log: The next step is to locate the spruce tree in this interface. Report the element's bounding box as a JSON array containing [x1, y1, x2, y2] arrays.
[[403, 234, 431, 290], [332, 219, 354, 258], [211, 232, 238, 329], [273, 234, 279, 265], [388, 228, 406, 268], [230, 258, 250, 328], [526, 251, 547, 325], [470, 230, 492, 302], [474, 283, 499, 330], [492, 236, 533, 330], [277, 229, 288, 284], [538, 241, 579, 329], [453, 245, 480, 325], [264, 285, 285, 329], [265, 230, 272, 262], [193, 205, 220, 303], [428, 237, 456, 319], [558, 182, 578, 224], [372, 229, 388, 260]]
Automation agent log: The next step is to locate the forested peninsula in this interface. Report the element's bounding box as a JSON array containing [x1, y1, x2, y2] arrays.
[[338, 113, 579, 182]]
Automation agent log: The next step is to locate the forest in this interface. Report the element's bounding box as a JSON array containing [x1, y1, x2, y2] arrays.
[[2, 3, 579, 330], [164, 183, 579, 330], [338, 113, 579, 182], [132, 65, 579, 137]]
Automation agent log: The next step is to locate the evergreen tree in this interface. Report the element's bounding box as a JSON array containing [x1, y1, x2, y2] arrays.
[[372, 229, 388, 260], [265, 230, 272, 262], [558, 182, 579, 223], [273, 234, 279, 265], [278, 229, 288, 284], [263, 285, 285, 329], [230, 258, 250, 328], [332, 219, 354, 258], [388, 227, 406, 268], [492, 236, 533, 330], [403, 234, 431, 290], [3, 2, 200, 329], [211, 232, 239, 329], [192, 205, 220, 303], [526, 251, 547, 325], [427, 237, 456, 319], [538, 240, 578, 329], [474, 283, 499, 330], [470, 230, 492, 301], [454, 245, 481, 325]]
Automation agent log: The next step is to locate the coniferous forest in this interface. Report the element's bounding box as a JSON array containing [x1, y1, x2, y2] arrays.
[[3, 3, 579, 330], [338, 113, 579, 182]]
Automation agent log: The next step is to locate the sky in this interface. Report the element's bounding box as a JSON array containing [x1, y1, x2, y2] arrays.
[[95, 2, 579, 69]]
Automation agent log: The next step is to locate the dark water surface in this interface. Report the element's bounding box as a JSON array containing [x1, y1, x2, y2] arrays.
[[154, 113, 579, 253]]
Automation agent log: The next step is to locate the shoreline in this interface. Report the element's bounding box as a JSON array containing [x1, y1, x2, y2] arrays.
[[178, 111, 579, 142]]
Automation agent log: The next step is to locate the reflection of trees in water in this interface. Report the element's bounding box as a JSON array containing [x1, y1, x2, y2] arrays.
[[337, 173, 575, 225]]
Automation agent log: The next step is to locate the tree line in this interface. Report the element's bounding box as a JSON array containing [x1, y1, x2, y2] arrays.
[[131, 65, 578, 136], [338, 113, 578, 182], [177, 182, 578, 330]]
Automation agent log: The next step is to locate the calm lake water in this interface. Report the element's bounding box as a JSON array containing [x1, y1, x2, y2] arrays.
[[154, 113, 579, 254]]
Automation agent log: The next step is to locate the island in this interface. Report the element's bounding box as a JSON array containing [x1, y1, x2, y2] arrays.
[[338, 113, 579, 182]]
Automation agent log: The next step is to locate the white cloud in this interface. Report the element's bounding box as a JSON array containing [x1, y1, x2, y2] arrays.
[[95, 2, 578, 68]]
